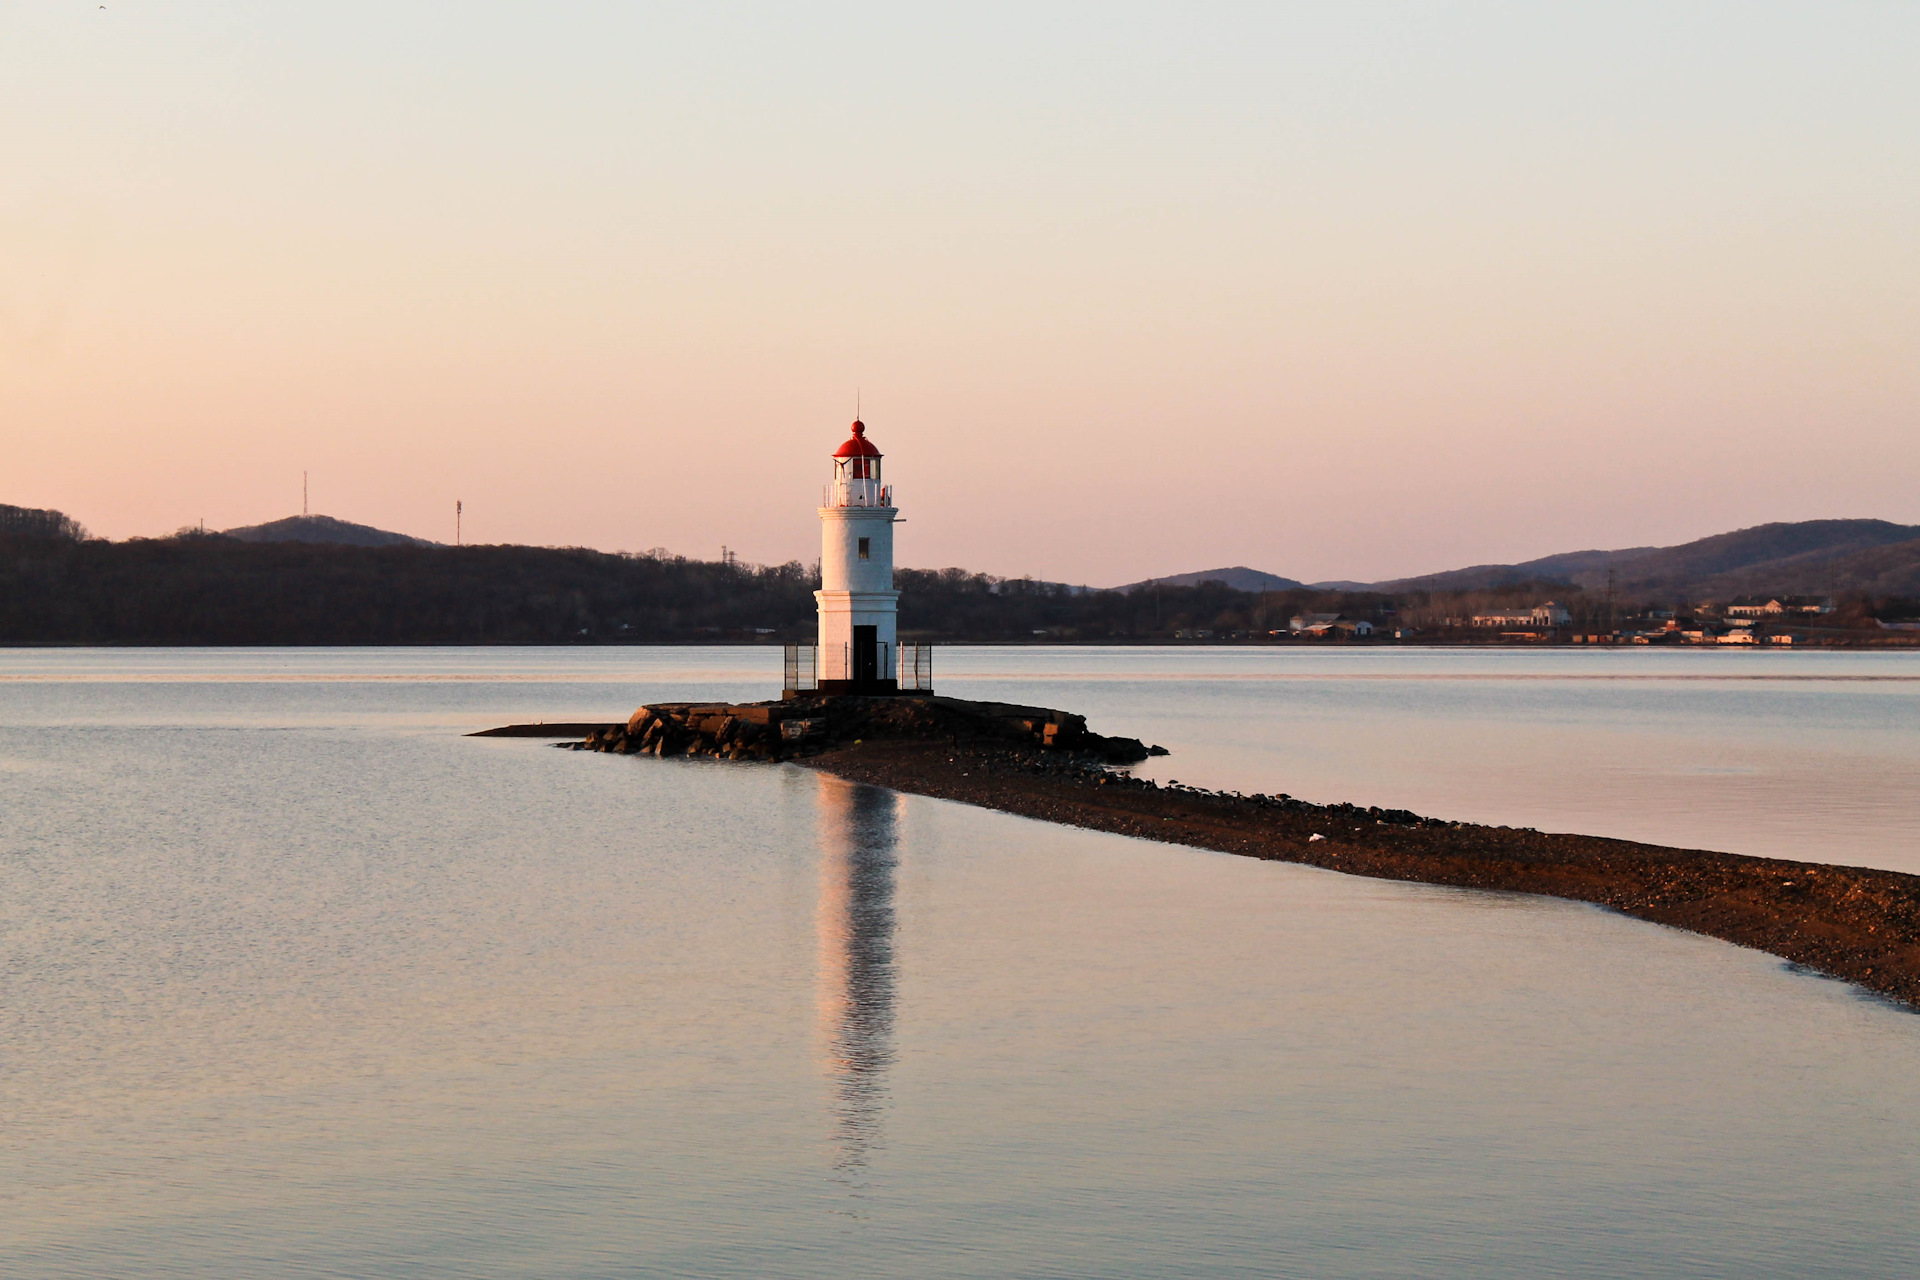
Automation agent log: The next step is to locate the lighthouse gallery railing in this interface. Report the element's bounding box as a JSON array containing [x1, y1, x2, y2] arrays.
[[823, 479, 892, 508]]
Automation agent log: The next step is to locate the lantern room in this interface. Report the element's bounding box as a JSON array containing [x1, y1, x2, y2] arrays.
[[827, 421, 890, 508]]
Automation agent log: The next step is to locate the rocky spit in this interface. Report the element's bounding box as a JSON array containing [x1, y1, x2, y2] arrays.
[[530, 694, 1920, 1012], [548, 693, 1163, 765]]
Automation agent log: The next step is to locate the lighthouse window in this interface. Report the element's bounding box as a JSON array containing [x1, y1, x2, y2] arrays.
[[858, 537, 871, 560]]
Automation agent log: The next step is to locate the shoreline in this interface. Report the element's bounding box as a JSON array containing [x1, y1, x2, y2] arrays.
[[801, 738, 1920, 1009], [544, 694, 1920, 1011]]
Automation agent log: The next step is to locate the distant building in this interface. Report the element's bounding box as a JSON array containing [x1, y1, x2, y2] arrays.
[[1468, 602, 1570, 628], [1726, 596, 1835, 617], [1294, 617, 1373, 638], [1534, 601, 1572, 626]]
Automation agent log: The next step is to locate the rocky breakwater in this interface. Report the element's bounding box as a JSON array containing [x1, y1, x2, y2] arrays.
[[568, 693, 1167, 765], [813, 737, 1920, 1012], [559, 693, 1920, 1012]]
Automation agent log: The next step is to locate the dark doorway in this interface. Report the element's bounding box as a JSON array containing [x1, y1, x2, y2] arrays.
[[853, 626, 879, 684]]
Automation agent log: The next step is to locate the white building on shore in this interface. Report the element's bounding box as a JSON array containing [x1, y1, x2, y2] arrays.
[[1471, 601, 1571, 628]]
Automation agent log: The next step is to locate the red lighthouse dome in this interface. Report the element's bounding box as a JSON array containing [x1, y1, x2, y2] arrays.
[[832, 420, 882, 480], [833, 420, 882, 459]]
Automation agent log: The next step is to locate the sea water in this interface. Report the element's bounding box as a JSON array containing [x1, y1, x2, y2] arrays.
[[935, 645, 1920, 871], [2, 647, 1918, 1277]]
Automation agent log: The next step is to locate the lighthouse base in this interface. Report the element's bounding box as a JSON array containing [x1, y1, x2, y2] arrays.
[[784, 643, 935, 699]]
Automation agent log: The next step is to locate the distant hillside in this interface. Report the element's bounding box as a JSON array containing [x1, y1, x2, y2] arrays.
[[1379, 520, 1920, 598], [1594, 521, 1920, 594], [223, 514, 437, 548], [1689, 532, 1920, 598], [1376, 547, 1660, 593], [1122, 519, 1920, 600], [0, 503, 88, 541], [1116, 566, 1305, 593], [3, 528, 1914, 646], [0, 536, 1295, 645]]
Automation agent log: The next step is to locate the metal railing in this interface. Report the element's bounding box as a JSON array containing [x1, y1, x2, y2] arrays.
[[784, 644, 817, 692], [784, 642, 933, 692], [897, 643, 933, 691], [817, 641, 890, 683], [822, 478, 892, 508]]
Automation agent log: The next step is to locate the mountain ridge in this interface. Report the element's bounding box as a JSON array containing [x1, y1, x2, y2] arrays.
[[1112, 566, 1306, 593], [222, 514, 438, 548], [1126, 519, 1920, 599]]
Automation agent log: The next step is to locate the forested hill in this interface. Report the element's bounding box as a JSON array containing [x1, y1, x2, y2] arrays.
[[4, 528, 1917, 646], [1, 536, 815, 645], [1376, 519, 1920, 595], [0, 534, 1311, 645]]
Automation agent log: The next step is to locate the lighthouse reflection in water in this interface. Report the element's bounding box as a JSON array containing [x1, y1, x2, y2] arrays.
[[814, 774, 901, 1175]]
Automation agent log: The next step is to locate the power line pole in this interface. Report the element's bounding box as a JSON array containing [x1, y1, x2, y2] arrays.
[[456, 500, 462, 547], [303, 471, 308, 517]]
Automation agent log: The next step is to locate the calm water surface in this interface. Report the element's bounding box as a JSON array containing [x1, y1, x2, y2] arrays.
[[3, 646, 1918, 1277]]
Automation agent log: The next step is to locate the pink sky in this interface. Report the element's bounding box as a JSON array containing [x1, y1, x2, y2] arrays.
[[5, 3, 1917, 585]]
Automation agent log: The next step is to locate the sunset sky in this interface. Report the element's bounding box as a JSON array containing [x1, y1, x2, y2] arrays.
[[5, 2, 1916, 585]]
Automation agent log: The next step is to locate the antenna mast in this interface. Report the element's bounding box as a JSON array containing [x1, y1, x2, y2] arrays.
[[303, 471, 308, 517], [456, 500, 462, 547]]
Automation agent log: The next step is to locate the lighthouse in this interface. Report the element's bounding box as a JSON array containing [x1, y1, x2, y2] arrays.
[[814, 419, 901, 693]]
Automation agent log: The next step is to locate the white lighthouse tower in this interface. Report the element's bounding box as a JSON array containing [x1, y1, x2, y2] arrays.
[[815, 418, 900, 693]]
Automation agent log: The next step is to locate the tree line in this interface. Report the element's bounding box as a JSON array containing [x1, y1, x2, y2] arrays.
[[0, 504, 88, 542], [1, 505, 1911, 645], [0, 530, 1477, 645]]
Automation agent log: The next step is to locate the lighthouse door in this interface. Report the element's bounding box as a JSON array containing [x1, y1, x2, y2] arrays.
[[852, 626, 879, 685]]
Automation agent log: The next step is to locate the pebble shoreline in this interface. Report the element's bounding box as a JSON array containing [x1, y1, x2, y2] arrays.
[[541, 694, 1920, 1012]]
